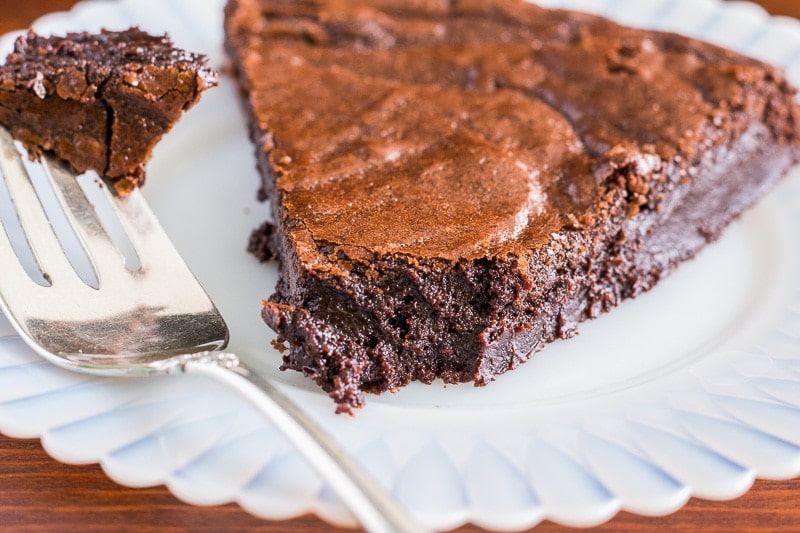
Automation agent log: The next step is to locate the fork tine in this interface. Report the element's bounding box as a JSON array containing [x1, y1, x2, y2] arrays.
[[0, 205, 42, 290], [40, 146, 192, 280], [107, 184, 193, 275], [0, 127, 79, 287], [40, 154, 133, 285]]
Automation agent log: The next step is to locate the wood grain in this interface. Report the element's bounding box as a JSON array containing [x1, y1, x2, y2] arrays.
[[750, 0, 800, 17], [0, 1, 798, 531]]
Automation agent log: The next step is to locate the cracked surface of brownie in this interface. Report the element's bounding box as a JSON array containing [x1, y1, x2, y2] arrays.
[[0, 28, 217, 194], [225, 0, 800, 412]]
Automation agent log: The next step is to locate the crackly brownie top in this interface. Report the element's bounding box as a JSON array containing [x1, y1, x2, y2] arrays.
[[227, 0, 795, 263], [1, 28, 217, 101]]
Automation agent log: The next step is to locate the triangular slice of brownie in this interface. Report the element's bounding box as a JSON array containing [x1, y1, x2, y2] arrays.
[[0, 28, 217, 195], [225, 0, 800, 412]]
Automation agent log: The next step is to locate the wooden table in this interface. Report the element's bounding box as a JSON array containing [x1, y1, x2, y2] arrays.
[[0, 0, 798, 530]]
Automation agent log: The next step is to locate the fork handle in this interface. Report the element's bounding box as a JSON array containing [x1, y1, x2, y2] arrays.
[[177, 352, 426, 533]]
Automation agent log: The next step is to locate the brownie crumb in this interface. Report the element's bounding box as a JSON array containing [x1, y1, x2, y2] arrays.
[[248, 220, 278, 262]]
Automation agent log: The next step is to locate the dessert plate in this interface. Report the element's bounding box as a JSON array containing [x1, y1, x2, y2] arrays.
[[1, 0, 800, 530]]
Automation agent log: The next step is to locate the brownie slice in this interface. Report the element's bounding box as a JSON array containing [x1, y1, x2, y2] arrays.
[[0, 28, 217, 195], [225, 0, 800, 412]]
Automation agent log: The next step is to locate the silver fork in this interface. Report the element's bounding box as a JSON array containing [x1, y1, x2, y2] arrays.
[[0, 126, 424, 533]]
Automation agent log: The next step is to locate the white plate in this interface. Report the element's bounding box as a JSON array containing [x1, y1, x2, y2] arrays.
[[1, 0, 800, 530]]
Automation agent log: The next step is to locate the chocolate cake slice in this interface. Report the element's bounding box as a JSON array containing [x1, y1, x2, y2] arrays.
[[0, 28, 217, 195], [225, 0, 800, 412]]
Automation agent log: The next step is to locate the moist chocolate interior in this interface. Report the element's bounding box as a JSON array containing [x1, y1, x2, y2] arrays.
[[0, 28, 216, 194], [225, 0, 800, 412]]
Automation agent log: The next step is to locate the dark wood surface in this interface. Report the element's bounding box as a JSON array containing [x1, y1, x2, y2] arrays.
[[0, 0, 798, 531]]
